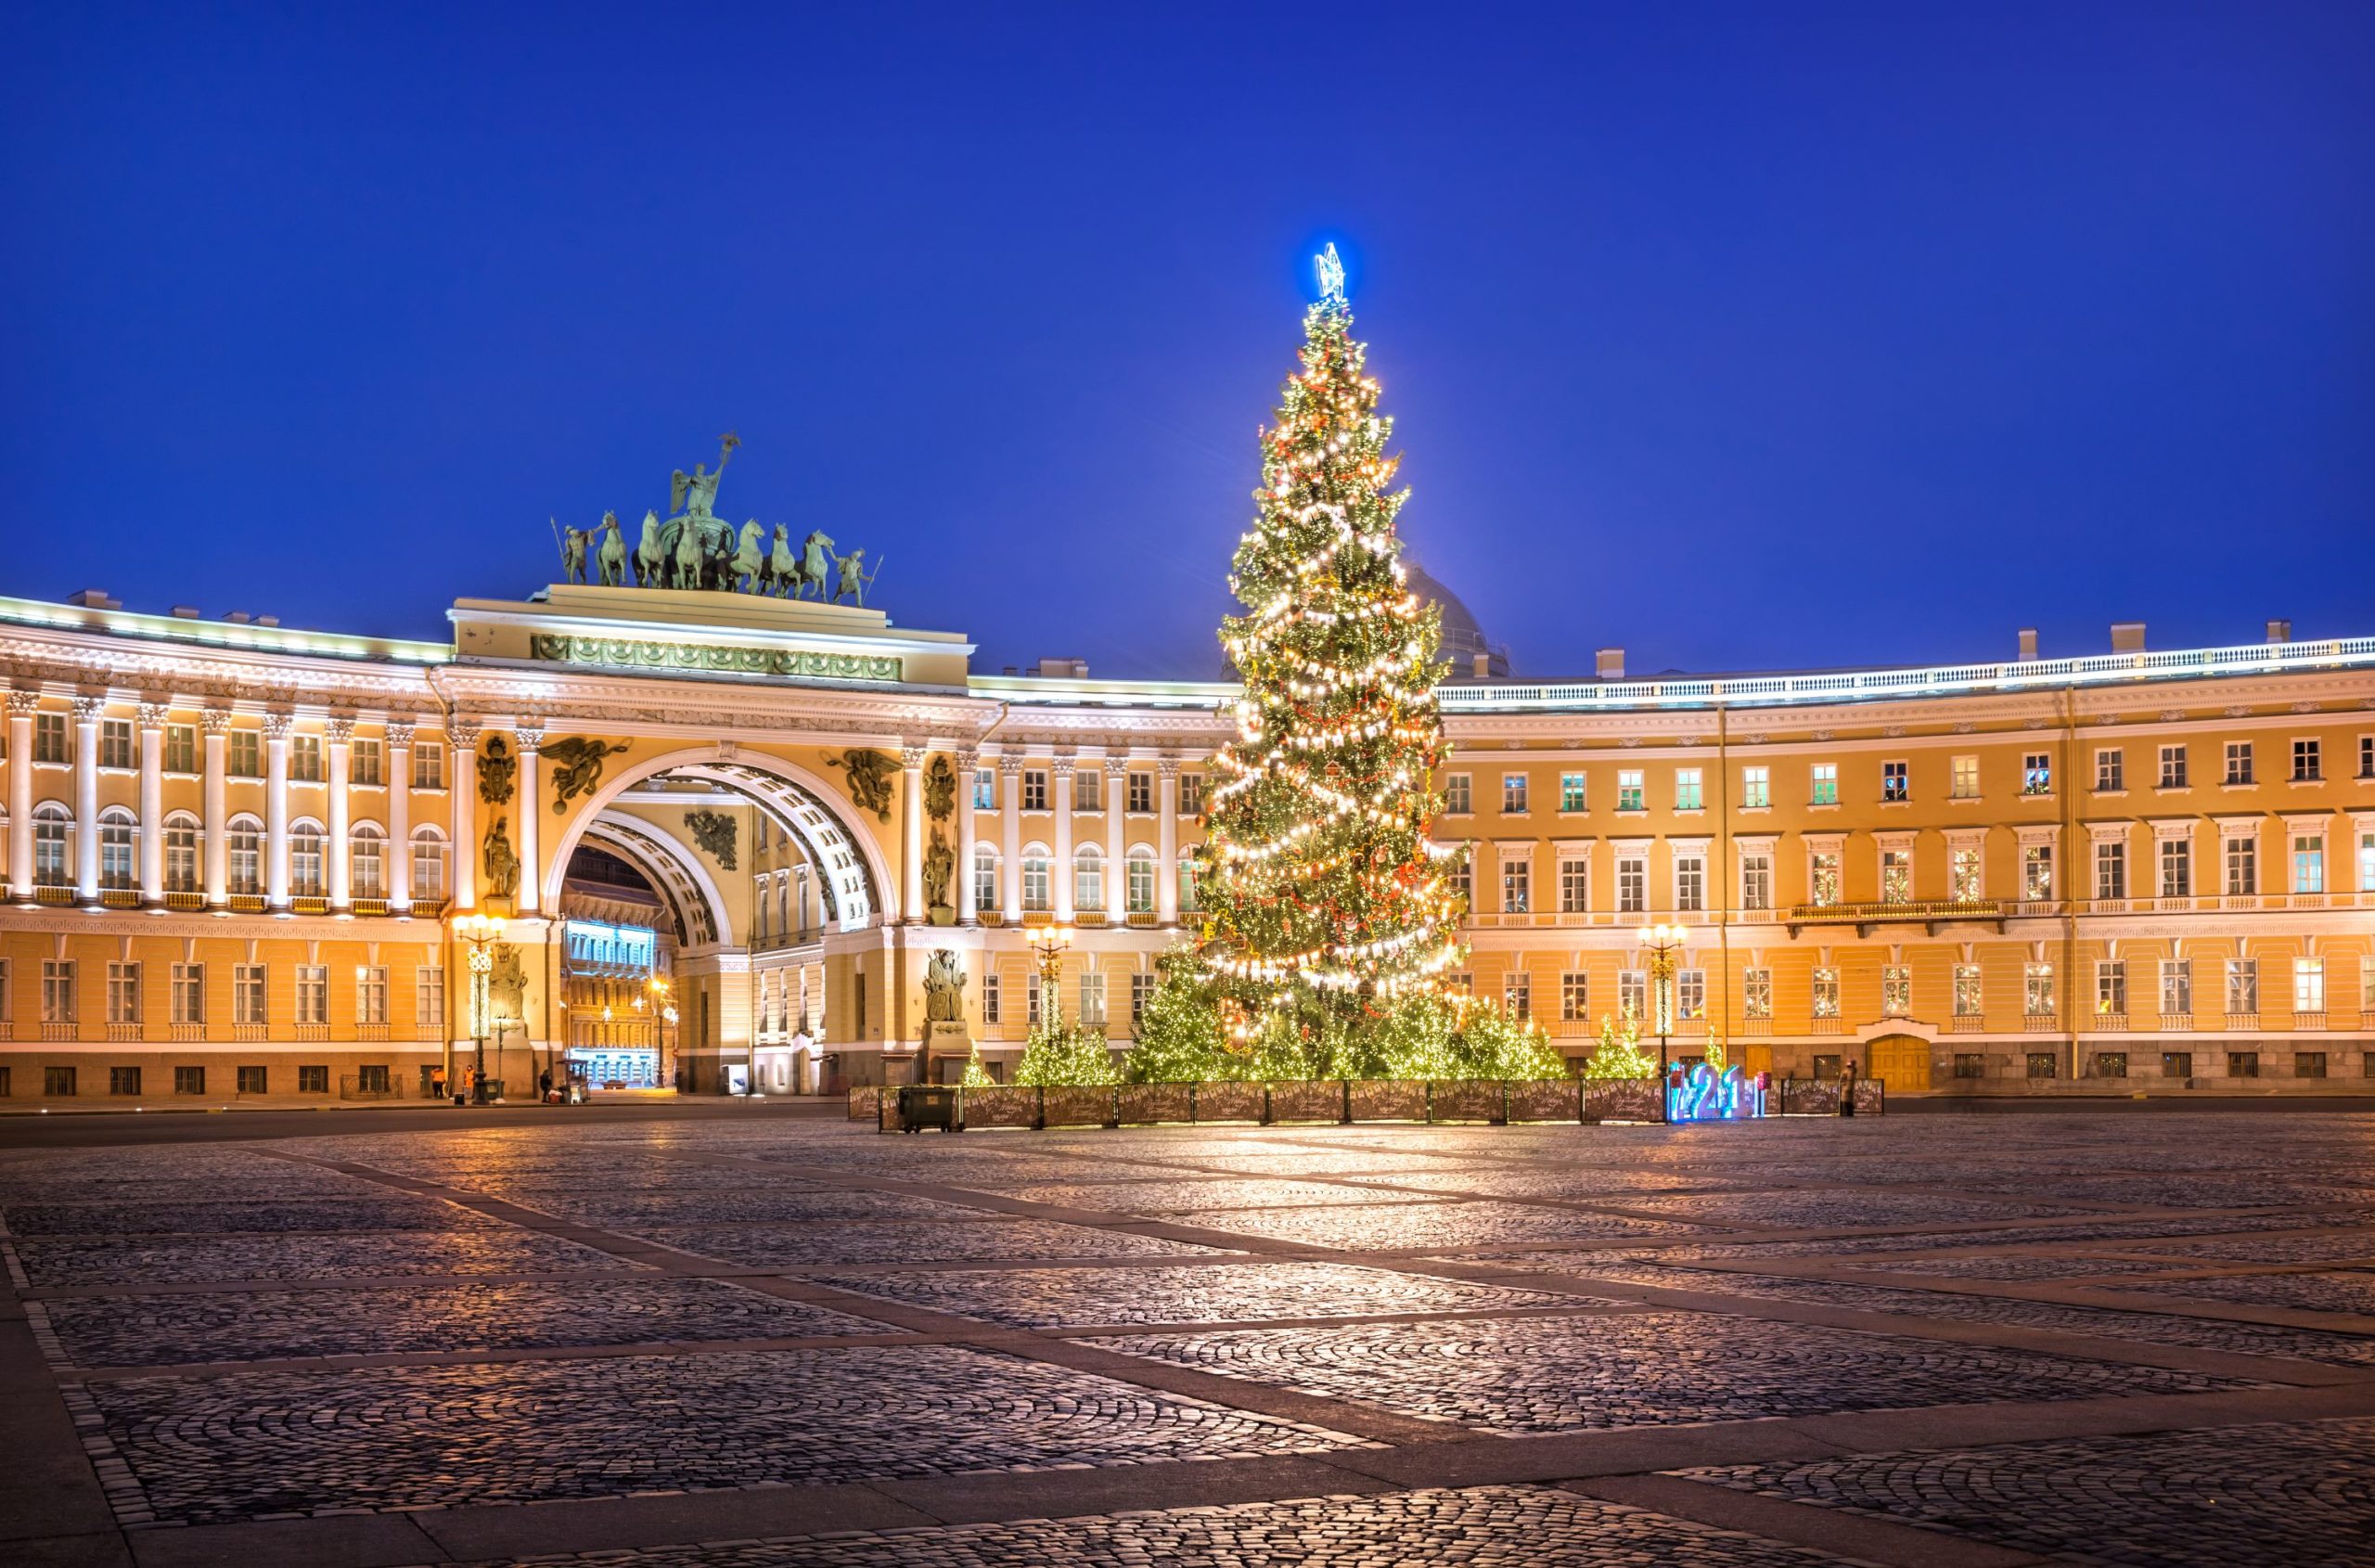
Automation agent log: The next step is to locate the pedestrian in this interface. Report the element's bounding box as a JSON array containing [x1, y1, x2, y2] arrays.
[[538, 1067, 554, 1103], [1840, 1060, 1857, 1118], [429, 1063, 446, 1103]]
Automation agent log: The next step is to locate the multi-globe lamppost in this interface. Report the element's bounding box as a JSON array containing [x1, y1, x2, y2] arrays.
[[452, 912, 501, 1102], [1638, 921, 1689, 1082], [1028, 923, 1074, 1037]]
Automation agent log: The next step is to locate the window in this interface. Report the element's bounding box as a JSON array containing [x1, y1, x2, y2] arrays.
[[170, 962, 204, 1024], [1881, 760, 1908, 803], [1021, 769, 1048, 812], [1446, 851, 1472, 910], [106, 961, 140, 1024], [2365, 957, 2375, 1017], [1026, 971, 1042, 1027], [2162, 1051, 2192, 1080], [2022, 843, 2053, 901], [981, 972, 1001, 1025], [32, 803, 69, 885], [164, 815, 199, 892], [1675, 969, 1705, 1021], [2292, 738, 2321, 782], [164, 723, 197, 774], [972, 767, 995, 810], [1809, 764, 1837, 806], [233, 963, 266, 1025], [2294, 958, 2325, 1014], [1130, 971, 1154, 1027], [1950, 847, 1983, 902], [289, 823, 325, 898], [2096, 960, 2126, 1016], [110, 1066, 142, 1096], [1880, 847, 1910, 904], [2159, 838, 2190, 898], [45, 1065, 76, 1097], [295, 965, 328, 1025], [1560, 772, 1586, 813], [1500, 855, 1531, 913], [2363, 831, 2375, 893], [1444, 773, 1472, 814], [2297, 1050, 2328, 1080], [351, 738, 382, 786], [1616, 852, 1646, 914], [1881, 965, 1910, 1015], [227, 816, 263, 894], [1178, 773, 1204, 816], [1558, 854, 1588, 913], [2161, 959, 2193, 1016], [1125, 848, 1155, 914], [410, 828, 447, 900], [2292, 833, 2324, 894], [1812, 968, 1840, 1019], [1740, 850, 1771, 911], [1126, 771, 1152, 813], [99, 717, 134, 769], [33, 710, 68, 763], [411, 740, 445, 790], [1675, 768, 1702, 811], [1743, 968, 1772, 1019], [1809, 851, 1841, 907], [237, 1066, 266, 1095], [2226, 958, 2258, 1014], [1740, 765, 1769, 809], [98, 807, 136, 889], [41, 959, 76, 1022], [1618, 970, 1648, 1021], [2227, 1051, 2259, 1079], [1502, 773, 1529, 814], [2363, 736, 2375, 779], [229, 728, 262, 778], [2224, 741, 2253, 785], [343, 824, 382, 899], [1949, 755, 1980, 800], [1675, 851, 1703, 912], [173, 1065, 204, 1095], [1073, 766, 1101, 812], [1954, 1053, 1985, 1080], [1073, 845, 1104, 911], [973, 846, 998, 913], [1505, 971, 1532, 1020], [1813, 1055, 1842, 1080], [290, 733, 322, 783], [2022, 753, 2052, 795], [1021, 850, 1051, 911], [2094, 749, 2124, 792], [2024, 962, 2056, 1017], [2026, 1051, 2059, 1080], [2159, 745, 2188, 789], [357, 965, 389, 1026], [1617, 770, 1644, 811], [1560, 971, 1589, 1022], [2094, 1051, 2128, 1079], [1953, 964, 1983, 1017], [2095, 840, 2125, 899], [1078, 972, 1107, 1028], [416, 967, 444, 1030], [2227, 834, 2257, 895], [298, 1064, 329, 1093]]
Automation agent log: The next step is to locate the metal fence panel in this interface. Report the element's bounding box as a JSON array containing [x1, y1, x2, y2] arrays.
[[1118, 1082, 1194, 1125], [1194, 1081, 1265, 1123], [1349, 1079, 1427, 1122], [1508, 1078, 1584, 1123]]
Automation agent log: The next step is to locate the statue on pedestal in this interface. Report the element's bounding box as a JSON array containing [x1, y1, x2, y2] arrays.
[[482, 816, 520, 904], [596, 512, 626, 585], [922, 825, 955, 921], [923, 950, 968, 1023]]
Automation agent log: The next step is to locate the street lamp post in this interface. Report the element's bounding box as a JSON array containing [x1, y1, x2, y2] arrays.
[[453, 912, 500, 1103], [1638, 921, 1689, 1083], [644, 975, 673, 1089], [1027, 923, 1074, 1045]]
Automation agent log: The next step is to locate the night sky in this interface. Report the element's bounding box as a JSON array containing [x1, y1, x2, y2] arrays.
[[6, 5, 2371, 680]]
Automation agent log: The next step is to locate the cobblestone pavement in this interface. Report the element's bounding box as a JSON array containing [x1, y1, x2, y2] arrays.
[[1680, 1417, 2375, 1568], [8, 1108, 2375, 1566]]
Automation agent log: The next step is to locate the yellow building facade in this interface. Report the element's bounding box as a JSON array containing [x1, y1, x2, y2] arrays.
[[1, 580, 2369, 1102]]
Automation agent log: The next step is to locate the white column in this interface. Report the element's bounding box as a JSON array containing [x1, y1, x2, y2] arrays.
[[72, 697, 102, 906], [900, 745, 927, 924], [263, 710, 292, 909], [1157, 757, 1181, 926], [955, 749, 980, 925], [385, 721, 413, 910], [1051, 758, 1076, 920], [515, 726, 542, 913], [1103, 757, 1126, 916], [998, 755, 1022, 921], [325, 717, 353, 909], [449, 720, 480, 910], [7, 692, 37, 901], [201, 710, 230, 907], [137, 700, 167, 906]]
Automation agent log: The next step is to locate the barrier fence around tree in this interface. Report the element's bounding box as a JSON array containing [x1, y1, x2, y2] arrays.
[[851, 1073, 1884, 1131]]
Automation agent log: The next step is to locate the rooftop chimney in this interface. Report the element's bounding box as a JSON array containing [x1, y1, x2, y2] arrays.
[[254, 614, 280, 627], [224, 610, 250, 623], [1029, 657, 1089, 679], [1470, 650, 1491, 678], [2266, 618, 2292, 644], [2111, 621, 2146, 653], [2017, 627, 2038, 662], [170, 605, 199, 619], [66, 588, 120, 610], [1595, 648, 1624, 679]]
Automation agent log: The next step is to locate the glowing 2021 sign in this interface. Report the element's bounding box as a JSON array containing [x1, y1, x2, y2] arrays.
[[1666, 1062, 1767, 1122]]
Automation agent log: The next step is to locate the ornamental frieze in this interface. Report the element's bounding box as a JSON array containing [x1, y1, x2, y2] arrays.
[[527, 634, 902, 684]]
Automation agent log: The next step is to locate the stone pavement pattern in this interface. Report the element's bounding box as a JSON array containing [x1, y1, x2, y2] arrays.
[[0, 1107, 2372, 1567]]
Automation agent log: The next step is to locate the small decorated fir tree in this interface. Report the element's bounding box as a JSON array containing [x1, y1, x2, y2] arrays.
[[1581, 1011, 1662, 1080]]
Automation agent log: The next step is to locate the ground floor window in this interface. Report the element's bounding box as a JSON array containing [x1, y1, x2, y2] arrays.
[[357, 1064, 391, 1093], [1952, 1053, 1984, 1079], [109, 1066, 142, 1095], [2227, 1051, 2259, 1079], [173, 1065, 204, 1095], [2295, 1051, 2327, 1080], [237, 1065, 267, 1095], [45, 1065, 76, 1096], [1811, 1054, 1842, 1080], [298, 1064, 328, 1093], [2092, 1051, 2127, 1078], [2025, 1051, 2058, 1079], [2162, 1051, 2192, 1080]]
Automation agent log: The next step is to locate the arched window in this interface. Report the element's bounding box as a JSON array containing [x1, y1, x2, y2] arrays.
[[98, 806, 138, 890], [410, 826, 447, 900], [1021, 845, 1051, 912], [350, 823, 385, 898], [973, 845, 999, 913], [163, 812, 201, 893], [1074, 844, 1104, 912], [226, 815, 263, 894], [32, 803, 71, 886], [1178, 856, 1202, 914], [1125, 845, 1157, 915], [289, 820, 326, 898]]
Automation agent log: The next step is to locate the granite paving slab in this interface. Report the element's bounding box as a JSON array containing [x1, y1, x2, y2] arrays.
[[980, 1179, 1463, 1215], [506, 1188, 1006, 1227], [2103, 1268, 2375, 1317], [1162, 1201, 1713, 1251], [3, 1194, 496, 1236], [667, 1218, 1229, 1267], [1612, 1189, 2103, 1227], [8, 1227, 631, 1286]]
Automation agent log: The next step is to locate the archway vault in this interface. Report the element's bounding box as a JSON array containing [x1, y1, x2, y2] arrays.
[[578, 816, 732, 948]]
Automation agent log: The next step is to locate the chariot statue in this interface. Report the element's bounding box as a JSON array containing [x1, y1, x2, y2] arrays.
[[658, 431, 740, 589]]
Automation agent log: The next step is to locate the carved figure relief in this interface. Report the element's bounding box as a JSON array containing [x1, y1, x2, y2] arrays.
[[827, 749, 896, 821], [482, 816, 520, 901], [683, 808, 739, 870], [478, 733, 517, 805], [922, 753, 957, 822], [488, 944, 529, 1022], [544, 737, 634, 814], [922, 824, 955, 915], [923, 949, 967, 1023]]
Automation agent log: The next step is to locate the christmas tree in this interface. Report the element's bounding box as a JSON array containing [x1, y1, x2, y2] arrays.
[[1195, 246, 1467, 1076]]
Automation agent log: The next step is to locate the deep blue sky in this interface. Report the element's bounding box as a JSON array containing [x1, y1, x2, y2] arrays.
[[6, 4, 2371, 678]]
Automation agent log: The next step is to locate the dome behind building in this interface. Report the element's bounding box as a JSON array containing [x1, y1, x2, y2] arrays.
[[1404, 559, 1510, 677]]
